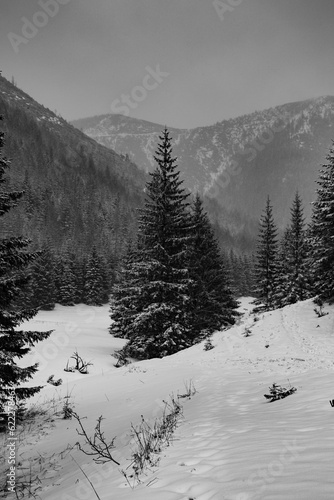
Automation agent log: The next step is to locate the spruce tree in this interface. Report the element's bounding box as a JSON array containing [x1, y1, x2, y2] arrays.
[[274, 227, 292, 307], [73, 253, 85, 304], [109, 243, 143, 339], [84, 246, 109, 305], [110, 128, 194, 359], [189, 194, 239, 334], [55, 251, 77, 305], [254, 196, 278, 310], [0, 115, 52, 410], [309, 145, 334, 302], [276, 193, 311, 306], [30, 241, 56, 310]]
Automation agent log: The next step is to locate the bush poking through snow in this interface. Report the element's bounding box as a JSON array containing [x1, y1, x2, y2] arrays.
[[113, 350, 130, 368], [64, 360, 75, 372], [47, 374, 62, 386], [70, 350, 93, 374], [264, 383, 297, 402], [125, 397, 183, 484], [243, 327, 252, 337], [62, 396, 74, 420], [73, 382, 196, 488], [71, 411, 120, 466], [204, 337, 214, 350], [177, 380, 197, 399], [313, 297, 329, 318]]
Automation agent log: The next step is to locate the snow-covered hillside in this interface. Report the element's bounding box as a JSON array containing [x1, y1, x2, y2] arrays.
[[1, 299, 334, 499]]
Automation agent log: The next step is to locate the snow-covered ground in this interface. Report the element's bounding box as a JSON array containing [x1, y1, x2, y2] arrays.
[[1, 298, 334, 499]]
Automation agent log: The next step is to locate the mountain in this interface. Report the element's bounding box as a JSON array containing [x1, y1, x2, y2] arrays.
[[0, 74, 146, 262], [72, 96, 334, 238]]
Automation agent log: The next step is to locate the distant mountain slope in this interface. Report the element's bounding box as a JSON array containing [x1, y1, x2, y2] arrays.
[[72, 97, 334, 232], [0, 74, 146, 260]]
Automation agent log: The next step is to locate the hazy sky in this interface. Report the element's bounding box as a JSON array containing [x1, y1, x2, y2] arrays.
[[1, 0, 334, 128]]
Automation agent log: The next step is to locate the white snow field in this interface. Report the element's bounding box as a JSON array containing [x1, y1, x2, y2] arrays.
[[2, 298, 334, 500]]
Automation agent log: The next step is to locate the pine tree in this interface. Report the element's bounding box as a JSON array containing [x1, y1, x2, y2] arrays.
[[84, 246, 109, 306], [188, 194, 239, 334], [110, 128, 194, 359], [276, 193, 311, 306], [55, 251, 77, 305], [309, 145, 334, 302], [228, 249, 238, 294], [71, 252, 86, 304], [109, 242, 142, 339], [0, 115, 52, 410], [254, 196, 278, 310], [274, 227, 292, 306], [30, 241, 56, 310]]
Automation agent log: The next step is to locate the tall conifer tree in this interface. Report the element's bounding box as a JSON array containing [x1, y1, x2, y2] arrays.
[[0, 116, 52, 409], [276, 192, 311, 306], [55, 251, 77, 305], [309, 145, 334, 301], [189, 194, 239, 334], [84, 246, 109, 305], [30, 241, 56, 310], [110, 129, 194, 359], [254, 196, 278, 310]]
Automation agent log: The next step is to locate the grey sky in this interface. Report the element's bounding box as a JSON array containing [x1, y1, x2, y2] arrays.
[[1, 0, 334, 128]]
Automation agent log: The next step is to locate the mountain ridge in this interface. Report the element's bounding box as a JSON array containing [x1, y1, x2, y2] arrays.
[[72, 96, 334, 234], [0, 74, 146, 261]]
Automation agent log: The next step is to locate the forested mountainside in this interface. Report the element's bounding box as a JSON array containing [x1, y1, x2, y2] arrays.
[[73, 96, 334, 234], [0, 75, 147, 305]]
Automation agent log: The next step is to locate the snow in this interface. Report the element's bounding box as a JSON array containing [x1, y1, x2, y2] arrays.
[[48, 117, 62, 126], [2, 298, 334, 499]]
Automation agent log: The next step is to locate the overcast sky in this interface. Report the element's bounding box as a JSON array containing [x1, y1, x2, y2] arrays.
[[1, 0, 334, 128]]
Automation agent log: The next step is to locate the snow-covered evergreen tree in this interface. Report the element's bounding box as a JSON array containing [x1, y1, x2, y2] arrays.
[[30, 241, 56, 310], [55, 251, 77, 305], [189, 194, 239, 334], [309, 145, 334, 302], [0, 115, 52, 410], [72, 252, 86, 304], [274, 227, 291, 306], [275, 193, 311, 306], [84, 246, 109, 305], [254, 197, 278, 310], [109, 243, 143, 338], [110, 128, 194, 359]]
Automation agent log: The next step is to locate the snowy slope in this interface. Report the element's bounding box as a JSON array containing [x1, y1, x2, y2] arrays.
[[1, 299, 334, 499]]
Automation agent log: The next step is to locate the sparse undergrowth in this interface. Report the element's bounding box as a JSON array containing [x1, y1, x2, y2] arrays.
[[73, 381, 197, 489], [264, 383, 297, 402], [177, 380, 197, 399], [313, 297, 329, 318], [47, 374, 63, 386], [113, 350, 130, 368], [243, 327, 252, 337], [204, 337, 215, 350], [123, 396, 183, 487], [64, 350, 93, 374], [71, 411, 120, 466], [0, 393, 75, 499]]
